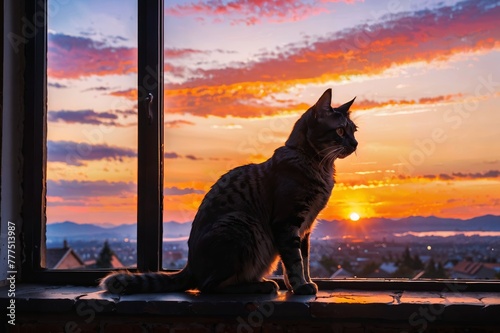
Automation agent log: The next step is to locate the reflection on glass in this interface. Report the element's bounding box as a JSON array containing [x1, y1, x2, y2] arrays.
[[46, 0, 138, 269], [163, 1, 500, 279]]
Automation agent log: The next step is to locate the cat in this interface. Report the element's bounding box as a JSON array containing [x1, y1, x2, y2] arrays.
[[100, 88, 358, 295]]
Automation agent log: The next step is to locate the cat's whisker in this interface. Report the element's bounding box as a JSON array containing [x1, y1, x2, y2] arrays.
[[316, 146, 335, 158], [318, 146, 344, 171], [319, 147, 342, 166]]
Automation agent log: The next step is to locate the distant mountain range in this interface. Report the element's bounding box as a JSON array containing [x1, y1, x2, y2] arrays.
[[312, 214, 500, 240], [47, 221, 192, 242], [46, 215, 500, 242]]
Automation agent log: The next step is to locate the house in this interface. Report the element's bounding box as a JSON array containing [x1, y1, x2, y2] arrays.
[[47, 240, 125, 269], [84, 255, 124, 269], [309, 261, 331, 278], [379, 262, 398, 275], [366, 269, 392, 278], [46, 240, 86, 269], [330, 268, 354, 279], [451, 261, 497, 279], [163, 250, 184, 263], [85, 242, 125, 269], [483, 263, 500, 276]]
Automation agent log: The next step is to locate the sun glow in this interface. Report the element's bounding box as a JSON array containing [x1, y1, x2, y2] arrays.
[[349, 212, 360, 222]]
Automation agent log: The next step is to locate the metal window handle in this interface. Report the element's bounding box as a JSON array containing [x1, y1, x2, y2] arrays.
[[145, 93, 154, 125]]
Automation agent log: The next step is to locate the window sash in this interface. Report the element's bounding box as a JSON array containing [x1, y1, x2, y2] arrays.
[[22, 0, 47, 280], [21, 0, 164, 283], [137, 0, 164, 272]]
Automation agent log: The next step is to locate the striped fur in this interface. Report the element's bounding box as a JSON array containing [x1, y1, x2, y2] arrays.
[[100, 88, 357, 294]]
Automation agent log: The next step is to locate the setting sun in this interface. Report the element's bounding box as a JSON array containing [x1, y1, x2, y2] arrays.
[[349, 212, 360, 222]]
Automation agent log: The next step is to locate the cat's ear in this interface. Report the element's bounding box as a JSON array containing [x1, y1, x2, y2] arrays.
[[313, 88, 332, 118], [334, 97, 356, 116]]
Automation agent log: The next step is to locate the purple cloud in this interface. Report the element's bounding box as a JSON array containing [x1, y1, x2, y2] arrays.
[[48, 32, 136, 79], [47, 179, 136, 198], [82, 86, 113, 92], [48, 140, 137, 166], [185, 154, 203, 160], [48, 82, 69, 89], [48, 110, 120, 126], [164, 151, 204, 160], [164, 152, 181, 159], [164, 186, 205, 196]]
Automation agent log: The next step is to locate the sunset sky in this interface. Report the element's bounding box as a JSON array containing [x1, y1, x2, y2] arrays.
[[46, 0, 500, 226]]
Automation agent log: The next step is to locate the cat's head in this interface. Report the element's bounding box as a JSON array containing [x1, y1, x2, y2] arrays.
[[286, 88, 358, 160], [309, 88, 358, 159]]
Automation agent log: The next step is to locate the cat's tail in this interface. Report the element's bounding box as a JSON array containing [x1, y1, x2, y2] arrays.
[[99, 266, 195, 294]]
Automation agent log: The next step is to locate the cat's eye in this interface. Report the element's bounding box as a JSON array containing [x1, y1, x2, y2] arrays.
[[336, 127, 344, 137]]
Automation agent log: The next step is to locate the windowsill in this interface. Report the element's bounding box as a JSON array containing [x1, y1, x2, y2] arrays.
[[3, 283, 500, 322]]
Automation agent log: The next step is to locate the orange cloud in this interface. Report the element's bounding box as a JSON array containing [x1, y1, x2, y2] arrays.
[[322, 169, 500, 220], [109, 86, 471, 118], [354, 94, 462, 110], [158, 0, 499, 117], [165, 48, 209, 58], [336, 169, 500, 190], [48, 1, 499, 91], [108, 84, 311, 117], [110, 89, 138, 100], [163, 168, 500, 221], [164, 85, 310, 117], [169, 1, 499, 90], [50, 1, 498, 120], [165, 119, 196, 128]]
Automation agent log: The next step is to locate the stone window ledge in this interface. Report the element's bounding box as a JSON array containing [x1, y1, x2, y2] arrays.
[[2, 284, 500, 332]]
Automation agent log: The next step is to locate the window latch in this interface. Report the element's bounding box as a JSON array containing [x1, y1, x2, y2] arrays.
[[145, 93, 154, 125]]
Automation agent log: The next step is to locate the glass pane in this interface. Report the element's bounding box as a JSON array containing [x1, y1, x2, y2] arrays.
[[163, 1, 500, 280], [46, 0, 138, 269]]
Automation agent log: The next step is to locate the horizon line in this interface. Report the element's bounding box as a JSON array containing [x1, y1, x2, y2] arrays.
[[47, 213, 500, 226]]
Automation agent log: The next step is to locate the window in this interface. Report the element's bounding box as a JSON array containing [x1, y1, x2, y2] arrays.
[[46, 0, 139, 270], [16, 0, 500, 286], [160, 0, 500, 281], [22, 0, 163, 283]]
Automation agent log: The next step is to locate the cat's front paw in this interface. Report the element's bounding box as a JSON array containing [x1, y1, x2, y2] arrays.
[[283, 273, 293, 291], [260, 280, 280, 294], [293, 282, 318, 295]]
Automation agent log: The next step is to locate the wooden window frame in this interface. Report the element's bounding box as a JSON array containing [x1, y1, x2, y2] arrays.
[[21, 0, 164, 284], [18, 0, 500, 292]]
